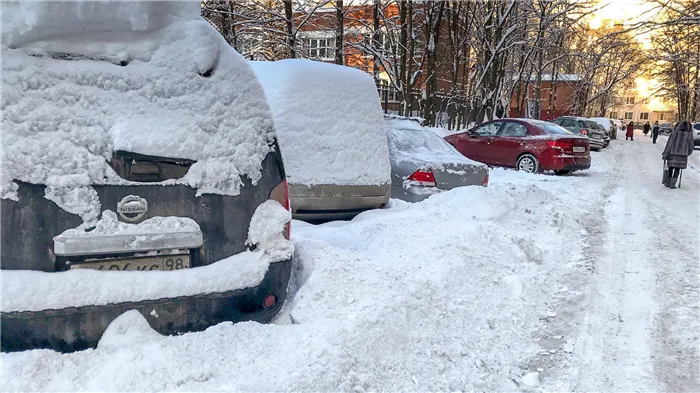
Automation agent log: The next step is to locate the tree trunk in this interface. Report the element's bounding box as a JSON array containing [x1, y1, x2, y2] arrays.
[[283, 0, 296, 58], [335, 0, 344, 65], [398, 0, 408, 116], [372, 0, 380, 84]]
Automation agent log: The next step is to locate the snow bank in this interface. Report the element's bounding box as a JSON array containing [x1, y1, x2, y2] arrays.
[[250, 59, 391, 186], [2, 2, 276, 206], [385, 118, 486, 170], [1, 168, 602, 391]]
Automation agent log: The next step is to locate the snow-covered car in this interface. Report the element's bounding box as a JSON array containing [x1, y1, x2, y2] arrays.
[[250, 59, 391, 221], [589, 117, 617, 140], [384, 116, 489, 202], [1, 2, 293, 352], [693, 122, 700, 145]]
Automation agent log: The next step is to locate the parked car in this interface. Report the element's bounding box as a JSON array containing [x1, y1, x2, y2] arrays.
[[659, 122, 674, 135], [611, 119, 624, 139], [445, 118, 591, 175], [552, 116, 606, 151], [589, 117, 617, 140], [589, 121, 610, 148], [384, 116, 489, 202], [250, 59, 391, 221], [694, 122, 700, 145], [1, 5, 293, 352], [633, 121, 645, 130]]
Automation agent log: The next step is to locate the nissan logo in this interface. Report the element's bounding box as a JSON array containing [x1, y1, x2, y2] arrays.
[[117, 195, 148, 223]]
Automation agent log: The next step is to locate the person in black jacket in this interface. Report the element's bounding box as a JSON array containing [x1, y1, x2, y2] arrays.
[[643, 121, 650, 136], [651, 121, 660, 144]]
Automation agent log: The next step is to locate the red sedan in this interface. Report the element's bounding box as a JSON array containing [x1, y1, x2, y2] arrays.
[[445, 118, 591, 175]]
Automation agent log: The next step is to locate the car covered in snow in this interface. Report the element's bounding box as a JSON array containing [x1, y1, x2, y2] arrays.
[[250, 59, 391, 221], [384, 116, 488, 202], [693, 122, 700, 145], [1, 2, 293, 352], [589, 117, 617, 140], [445, 118, 591, 175]]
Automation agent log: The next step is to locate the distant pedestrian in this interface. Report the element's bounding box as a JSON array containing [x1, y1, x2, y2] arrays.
[[625, 121, 634, 141], [651, 121, 660, 143], [643, 121, 650, 136], [662, 120, 694, 189]]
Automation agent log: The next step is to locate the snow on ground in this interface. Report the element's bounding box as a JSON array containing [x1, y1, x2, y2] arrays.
[[250, 59, 391, 187], [2, 131, 698, 391]]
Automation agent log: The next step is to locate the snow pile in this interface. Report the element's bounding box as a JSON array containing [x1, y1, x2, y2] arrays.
[[2, 2, 276, 207], [385, 118, 486, 171], [246, 200, 294, 260], [1, 1, 200, 47], [2, 245, 291, 314], [1, 168, 602, 390], [250, 59, 391, 186], [57, 210, 200, 238]]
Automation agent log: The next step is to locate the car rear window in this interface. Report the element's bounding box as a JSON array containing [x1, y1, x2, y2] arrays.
[[694, 123, 700, 130], [586, 121, 602, 130], [388, 128, 456, 155]]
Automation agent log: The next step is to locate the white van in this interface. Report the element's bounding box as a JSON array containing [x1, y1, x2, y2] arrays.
[[250, 60, 391, 221]]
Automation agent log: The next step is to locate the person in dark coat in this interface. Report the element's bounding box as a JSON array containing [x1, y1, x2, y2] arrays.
[[662, 120, 694, 189], [643, 121, 650, 136], [651, 121, 660, 143], [625, 121, 634, 140]]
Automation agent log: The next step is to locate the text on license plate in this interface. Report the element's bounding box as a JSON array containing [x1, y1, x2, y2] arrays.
[[70, 254, 190, 271], [573, 146, 586, 153]]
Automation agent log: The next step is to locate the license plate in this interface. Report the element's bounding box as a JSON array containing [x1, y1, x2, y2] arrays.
[[70, 254, 190, 271]]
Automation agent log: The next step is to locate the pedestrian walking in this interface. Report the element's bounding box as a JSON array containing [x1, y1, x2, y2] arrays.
[[651, 121, 660, 143], [625, 121, 634, 141], [662, 120, 694, 189], [643, 121, 650, 136]]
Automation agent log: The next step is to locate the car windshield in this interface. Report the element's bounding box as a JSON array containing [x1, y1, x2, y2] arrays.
[[528, 120, 573, 135], [388, 128, 456, 155], [694, 123, 700, 130]]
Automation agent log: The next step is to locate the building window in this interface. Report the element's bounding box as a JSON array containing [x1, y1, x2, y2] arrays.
[[660, 113, 666, 120], [624, 112, 634, 120], [625, 97, 635, 105], [378, 80, 399, 103], [610, 111, 619, 119], [640, 112, 649, 120], [307, 38, 335, 60]]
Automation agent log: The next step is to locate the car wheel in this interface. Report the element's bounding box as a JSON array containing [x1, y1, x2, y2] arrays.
[[516, 154, 539, 174], [555, 170, 572, 176]]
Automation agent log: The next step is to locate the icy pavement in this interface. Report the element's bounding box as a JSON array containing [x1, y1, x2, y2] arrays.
[[2, 131, 699, 391]]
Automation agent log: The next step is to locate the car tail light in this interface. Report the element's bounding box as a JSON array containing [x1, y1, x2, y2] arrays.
[[481, 171, 489, 187], [407, 169, 437, 187], [269, 180, 291, 239], [579, 129, 589, 136], [263, 294, 277, 309], [547, 140, 573, 150]]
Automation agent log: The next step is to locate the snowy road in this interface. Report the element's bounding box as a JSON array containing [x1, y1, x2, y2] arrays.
[[538, 132, 700, 392], [2, 131, 698, 392]]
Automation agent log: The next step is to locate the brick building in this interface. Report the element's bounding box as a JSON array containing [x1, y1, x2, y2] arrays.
[[509, 74, 583, 120]]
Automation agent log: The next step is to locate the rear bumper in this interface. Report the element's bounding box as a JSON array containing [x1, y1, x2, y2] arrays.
[[290, 183, 390, 221], [0, 259, 292, 353], [589, 139, 605, 150], [543, 155, 591, 171]]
